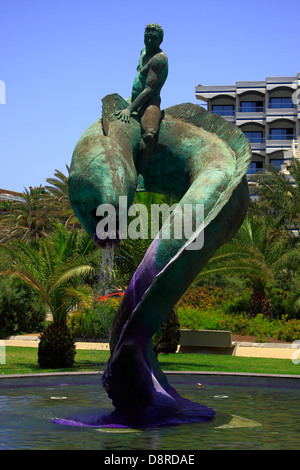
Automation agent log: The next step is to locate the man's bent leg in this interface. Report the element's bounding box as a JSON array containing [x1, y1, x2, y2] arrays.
[[138, 105, 161, 179]]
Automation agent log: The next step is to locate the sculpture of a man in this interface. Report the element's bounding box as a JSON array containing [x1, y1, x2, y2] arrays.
[[115, 23, 168, 187]]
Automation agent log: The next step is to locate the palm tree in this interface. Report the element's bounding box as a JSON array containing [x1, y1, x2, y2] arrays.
[[252, 159, 300, 315], [255, 158, 300, 232], [195, 236, 273, 288], [230, 213, 286, 317], [0, 167, 80, 243], [194, 213, 289, 318], [44, 166, 80, 229], [0, 224, 96, 367], [0, 187, 51, 242]]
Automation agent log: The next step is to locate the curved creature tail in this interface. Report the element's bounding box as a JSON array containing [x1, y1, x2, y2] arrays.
[[103, 102, 251, 416]]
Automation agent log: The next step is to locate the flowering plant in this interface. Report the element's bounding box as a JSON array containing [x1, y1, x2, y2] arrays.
[[67, 296, 122, 339]]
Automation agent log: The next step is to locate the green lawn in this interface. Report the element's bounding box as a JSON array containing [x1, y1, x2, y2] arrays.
[[1, 346, 300, 376]]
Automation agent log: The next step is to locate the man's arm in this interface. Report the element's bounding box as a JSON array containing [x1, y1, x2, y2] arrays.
[[115, 58, 163, 123]]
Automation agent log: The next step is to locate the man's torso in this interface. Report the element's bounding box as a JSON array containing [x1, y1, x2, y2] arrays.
[[131, 48, 168, 104]]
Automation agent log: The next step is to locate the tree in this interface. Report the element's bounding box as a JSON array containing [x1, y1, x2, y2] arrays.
[[255, 158, 300, 232], [253, 159, 300, 315], [0, 167, 80, 243], [0, 276, 47, 338], [0, 224, 95, 368], [194, 213, 287, 318], [43, 166, 80, 229], [0, 187, 51, 242], [153, 310, 181, 355]]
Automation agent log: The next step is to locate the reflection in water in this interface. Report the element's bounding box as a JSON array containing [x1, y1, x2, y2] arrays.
[[215, 414, 261, 429]]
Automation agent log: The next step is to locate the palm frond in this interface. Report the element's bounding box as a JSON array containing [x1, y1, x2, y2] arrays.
[[0, 242, 31, 267], [48, 264, 95, 294], [65, 284, 93, 308]]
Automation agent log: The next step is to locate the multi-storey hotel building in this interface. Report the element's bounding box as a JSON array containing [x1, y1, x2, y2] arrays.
[[195, 74, 300, 177], [0, 189, 25, 203]]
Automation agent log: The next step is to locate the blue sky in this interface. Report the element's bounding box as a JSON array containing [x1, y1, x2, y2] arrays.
[[1, 0, 299, 192]]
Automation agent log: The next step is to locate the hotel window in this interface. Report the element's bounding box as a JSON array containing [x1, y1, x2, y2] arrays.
[[270, 128, 295, 140], [240, 101, 264, 112], [244, 131, 264, 143], [247, 162, 263, 174], [270, 159, 284, 170], [269, 97, 294, 109], [212, 105, 234, 116]]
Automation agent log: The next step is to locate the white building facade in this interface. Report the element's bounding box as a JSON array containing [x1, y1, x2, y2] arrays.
[[195, 74, 300, 177]]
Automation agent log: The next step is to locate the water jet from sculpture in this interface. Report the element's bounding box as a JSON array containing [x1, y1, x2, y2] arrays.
[[98, 246, 115, 297]]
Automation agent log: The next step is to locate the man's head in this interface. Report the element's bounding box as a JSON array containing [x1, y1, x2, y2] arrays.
[[144, 23, 164, 51]]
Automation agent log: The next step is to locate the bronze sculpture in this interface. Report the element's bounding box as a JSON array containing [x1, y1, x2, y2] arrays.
[[60, 25, 252, 428], [115, 24, 168, 188]]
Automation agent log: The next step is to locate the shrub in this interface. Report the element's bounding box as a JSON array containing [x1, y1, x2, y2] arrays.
[[282, 281, 300, 319], [176, 306, 224, 331], [153, 310, 181, 354], [0, 278, 47, 338], [177, 285, 299, 322], [38, 322, 76, 368], [177, 286, 230, 310], [223, 291, 252, 315], [266, 288, 288, 318], [271, 315, 300, 342], [176, 306, 300, 342], [67, 297, 122, 339]]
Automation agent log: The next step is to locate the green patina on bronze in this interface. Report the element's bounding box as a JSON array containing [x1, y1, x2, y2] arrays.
[[68, 91, 251, 339], [68, 92, 252, 417], [68, 24, 252, 419], [69, 94, 251, 250]]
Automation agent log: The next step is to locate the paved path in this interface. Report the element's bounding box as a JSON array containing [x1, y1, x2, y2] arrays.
[[3, 334, 300, 360], [234, 342, 300, 360], [2, 335, 110, 351]]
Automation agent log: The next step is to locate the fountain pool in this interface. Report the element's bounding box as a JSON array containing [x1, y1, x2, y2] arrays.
[[0, 372, 299, 450], [0, 373, 300, 451]]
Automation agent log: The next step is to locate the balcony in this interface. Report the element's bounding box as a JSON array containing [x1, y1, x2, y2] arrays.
[[239, 106, 265, 113], [247, 137, 265, 144], [269, 133, 296, 141], [236, 105, 265, 124], [266, 134, 296, 151], [266, 99, 297, 122], [247, 167, 265, 175], [211, 110, 235, 116], [243, 132, 265, 148], [269, 103, 296, 109], [211, 105, 235, 117], [266, 108, 297, 123], [211, 106, 236, 122]]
